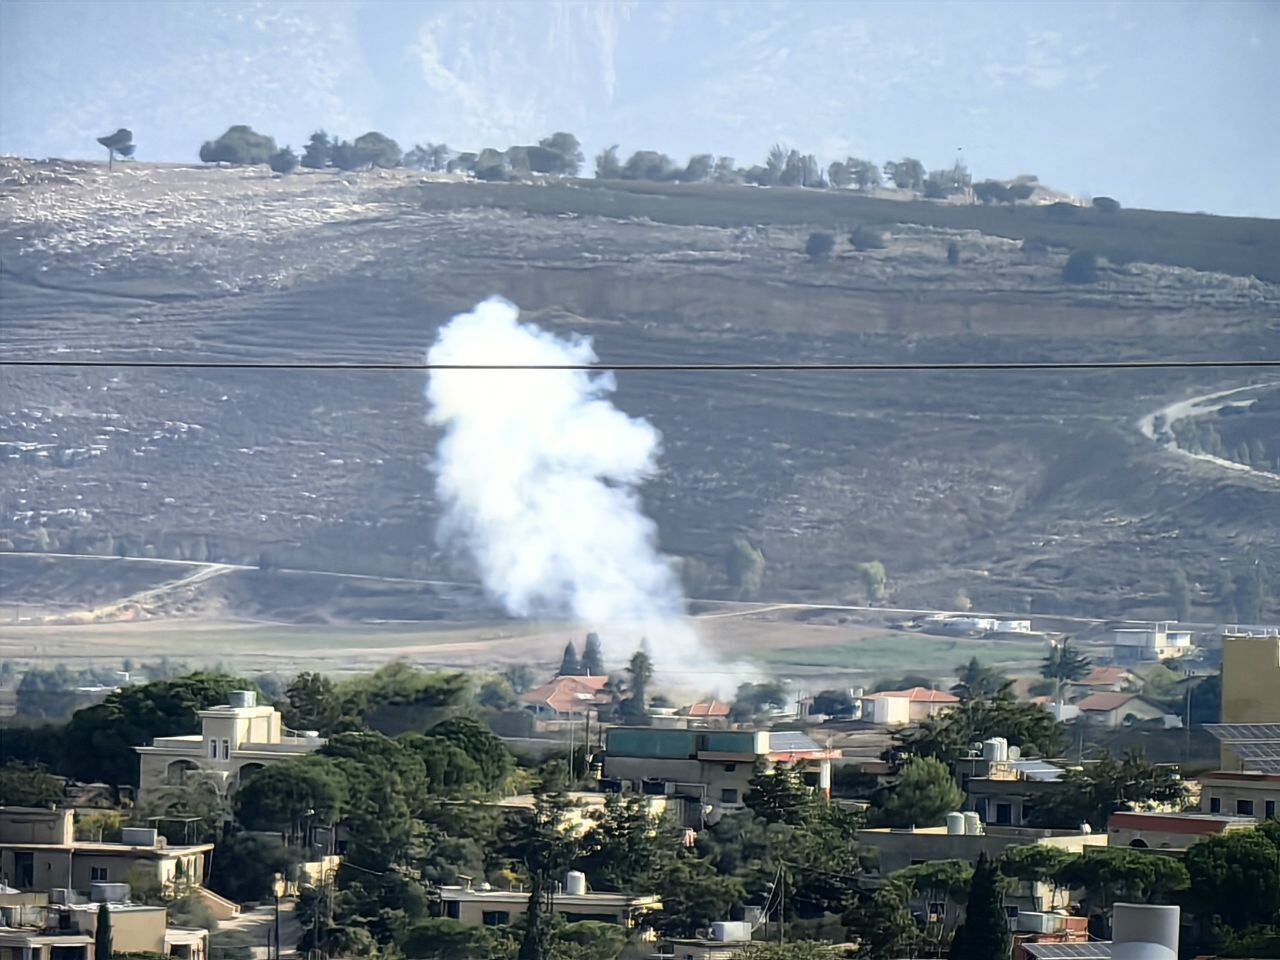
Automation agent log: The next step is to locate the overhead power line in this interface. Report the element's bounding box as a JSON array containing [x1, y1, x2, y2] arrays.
[[1, 359, 1278, 372]]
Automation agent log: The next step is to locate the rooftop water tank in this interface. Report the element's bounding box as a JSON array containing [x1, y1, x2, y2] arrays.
[[120, 826, 157, 847], [964, 811, 983, 835], [228, 690, 257, 709], [1112, 903, 1179, 960], [711, 921, 754, 943], [564, 871, 587, 896], [946, 812, 966, 835]]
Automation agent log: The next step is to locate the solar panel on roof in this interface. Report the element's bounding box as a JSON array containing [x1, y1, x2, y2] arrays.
[[1024, 942, 1112, 960], [1205, 723, 1280, 743]]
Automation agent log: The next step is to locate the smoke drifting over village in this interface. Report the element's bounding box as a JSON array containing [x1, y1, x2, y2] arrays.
[[425, 297, 703, 666]]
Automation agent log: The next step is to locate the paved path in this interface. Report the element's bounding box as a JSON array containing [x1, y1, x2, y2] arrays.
[[215, 898, 300, 959]]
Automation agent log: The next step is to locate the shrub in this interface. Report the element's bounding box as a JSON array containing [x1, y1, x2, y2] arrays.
[[268, 148, 298, 175], [199, 126, 276, 166], [849, 224, 887, 251], [1092, 196, 1121, 213], [1063, 250, 1100, 284], [805, 232, 835, 261]]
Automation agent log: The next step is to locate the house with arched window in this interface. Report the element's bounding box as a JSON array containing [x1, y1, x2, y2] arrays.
[[135, 690, 326, 809]]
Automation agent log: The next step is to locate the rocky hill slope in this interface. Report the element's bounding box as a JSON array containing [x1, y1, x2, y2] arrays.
[[2, 159, 1277, 623]]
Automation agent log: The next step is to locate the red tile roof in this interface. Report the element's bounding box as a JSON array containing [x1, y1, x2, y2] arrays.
[[685, 700, 731, 718], [1108, 811, 1247, 835], [1079, 667, 1131, 686], [520, 675, 611, 714], [1075, 691, 1140, 713]]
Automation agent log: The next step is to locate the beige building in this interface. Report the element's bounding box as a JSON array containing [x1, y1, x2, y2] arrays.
[[135, 690, 325, 807], [859, 687, 959, 726], [1217, 632, 1280, 770], [1109, 622, 1194, 662], [439, 873, 659, 928], [602, 728, 836, 825], [0, 895, 206, 960], [0, 808, 211, 897], [1074, 692, 1167, 729], [1106, 811, 1257, 851], [1198, 771, 1280, 820]]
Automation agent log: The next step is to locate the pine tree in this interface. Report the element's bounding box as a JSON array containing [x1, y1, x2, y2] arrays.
[[557, 642, 581, 677], [580, 633, 605, 677], [94, 902, 112, 960], [950, 852, 1009, 960]]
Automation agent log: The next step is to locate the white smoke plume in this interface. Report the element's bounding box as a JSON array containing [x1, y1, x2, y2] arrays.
[[425, 297, 703, 666]]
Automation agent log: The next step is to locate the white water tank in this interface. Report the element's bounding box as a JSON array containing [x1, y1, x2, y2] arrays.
[[946, 812, 966, 835], [964, 811, 983, 835], [564, 871, 587, 896], [711, 921, 753, 943], [1112, 904, 1179, 960], [228, 690, 257, 708]]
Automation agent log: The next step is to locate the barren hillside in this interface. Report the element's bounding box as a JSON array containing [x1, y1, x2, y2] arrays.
[[2, 159, 1277, 624]]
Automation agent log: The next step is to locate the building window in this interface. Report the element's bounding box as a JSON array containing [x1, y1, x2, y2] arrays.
[[1209, 796, 1221, 813], [995, 803, 1013, 825], [221, 739, 231, 760], [90, 867, 108, 883], [1267, 800, 1276, 819], [444, 901, 460, 920], [1237, 799, 1255, 816], [208, 740, 217, 759], [482, 911, 510, 926], [721, 789, 739, 804], [723, 764, 736, 772]]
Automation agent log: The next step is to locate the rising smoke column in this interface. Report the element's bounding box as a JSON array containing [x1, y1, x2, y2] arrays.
[[425, 297, 700, 664]]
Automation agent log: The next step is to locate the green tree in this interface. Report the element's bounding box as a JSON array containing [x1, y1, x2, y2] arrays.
[[622, 150, 674, 181], [1184, 820, 1280, 933], [350, 131, 402, 168], [952, 657, 1010, 700], [96, 128, 134, 171], [283, 672, 346, 735], [401, 918, 495, 959], [896, 691, 1067, 764], [63, 672, 248, 785], [268, 147, 298, 174], [430, 716, 515, 791], [883, 157, 924, 190], [805, 232, 836, 262], [844, 879, 918, 959], [400, 733, 481, 793], [860, 560, 890, 599], [726, 536, 766, 599], [95, 902, 112, 960], [199, 126, 276, 165], [619, 647, 654, 722], [536, 132, 583, 175], [713, 156, 739, 184], [892, 858, 973, 949], [999, 844, 1077, 911], [0, 761, 65, 805], [1029, 750, 1184, 831], [1041, 638, 1091, 700], [578, 793, 664, 891], [745, 762, 816, 825], [300, 131, 331, 169], [594, 145, 621, 179], [1063, 250, 1100, 284], [650, 852, 745, 938], [558, 642, 582, 677], [500, 792, 583, 960], [731, 682, 789, 723], [208, 832, 302, 903], [868, 757, 963, 828], [848, 225, 886, 252], [949, 852, 1009, 960], [580, 633, 605, 677], [827, 160, 852, 189], [1093, 196, 1121, 212], [503, 664, 536, 694], [232, 755, 347, 842], [1057, 847, 1188, 933]]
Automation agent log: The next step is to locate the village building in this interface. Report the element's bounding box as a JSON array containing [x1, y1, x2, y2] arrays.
[[438, 872, 659, 929]]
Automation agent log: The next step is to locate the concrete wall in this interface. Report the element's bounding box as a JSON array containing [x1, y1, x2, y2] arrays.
[[1199, 773, 1280, 818], [1221, 635, 1280, 770], [0, 809, 74, 845], [69, 905, 166, 954]]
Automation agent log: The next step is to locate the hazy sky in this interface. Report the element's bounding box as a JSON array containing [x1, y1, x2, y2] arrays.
[[2, 0, 1276, 217]]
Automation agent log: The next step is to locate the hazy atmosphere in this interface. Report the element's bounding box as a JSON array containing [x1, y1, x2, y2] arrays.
[[3, 0, 1278, 216]]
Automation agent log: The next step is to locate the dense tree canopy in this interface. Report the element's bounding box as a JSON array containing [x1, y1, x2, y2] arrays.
[[868, 757, 963, 828], [199, 126, 276, 165], [1029, 750, 1184, 830]]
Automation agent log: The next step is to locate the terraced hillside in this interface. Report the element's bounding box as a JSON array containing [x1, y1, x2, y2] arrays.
[[2, 158, 1277, 624]]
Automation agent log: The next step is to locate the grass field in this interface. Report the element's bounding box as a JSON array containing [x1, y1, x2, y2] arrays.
[[750, 633, 1047, 675]]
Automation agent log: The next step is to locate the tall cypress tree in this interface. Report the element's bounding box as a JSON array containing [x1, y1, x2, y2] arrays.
[[557, 642, 581, 677], [94, 902, 113, 960], [580, 633, 605, 677], [950, 851, 1009, 960]]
